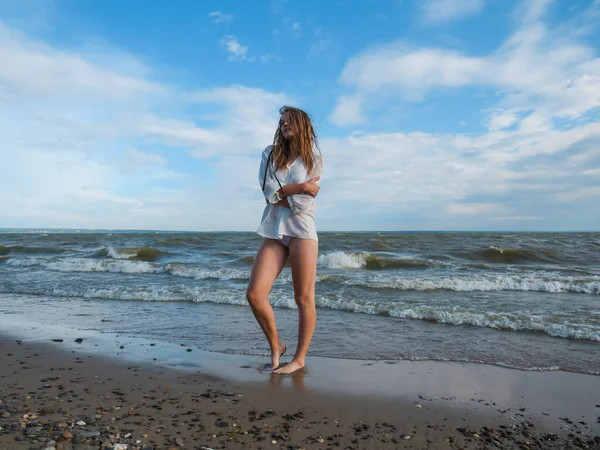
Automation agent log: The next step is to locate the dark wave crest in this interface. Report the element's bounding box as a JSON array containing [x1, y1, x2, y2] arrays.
[[90, 247, 169, 262], [0, 245, 66, 255], [475, 247, 558, 264]]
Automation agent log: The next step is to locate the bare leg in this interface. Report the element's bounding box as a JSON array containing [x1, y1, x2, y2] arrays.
[[246, 238, 289, 369], [273, 238, 318, 374]]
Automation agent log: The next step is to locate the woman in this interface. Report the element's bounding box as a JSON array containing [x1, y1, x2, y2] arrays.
[[246, 106, 323, 375]]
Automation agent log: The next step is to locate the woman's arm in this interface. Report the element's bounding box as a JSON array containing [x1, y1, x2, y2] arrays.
[[260, 147, 321, 208], [277, 182, 314, 198], [287, 155, 323, 215], [276, 181, 317, 208], [276, 198, 291, 208]]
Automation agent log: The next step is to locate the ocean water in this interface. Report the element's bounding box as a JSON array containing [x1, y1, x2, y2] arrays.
[[0, 230, 599, 375]]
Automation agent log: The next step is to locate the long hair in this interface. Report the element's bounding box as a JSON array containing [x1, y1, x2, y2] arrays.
[[272, 106, 320, 174]]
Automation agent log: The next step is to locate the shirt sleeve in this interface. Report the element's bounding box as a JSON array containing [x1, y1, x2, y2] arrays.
[[259, 146, 286, 204], [288, 154, 323, 215]]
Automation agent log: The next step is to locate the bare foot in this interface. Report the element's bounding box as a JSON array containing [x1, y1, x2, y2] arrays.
[[271, 342, 286, 370], [273, 359, 304, 375]]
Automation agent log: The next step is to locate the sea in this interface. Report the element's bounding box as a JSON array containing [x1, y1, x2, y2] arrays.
[[1, 230, 598, 375]]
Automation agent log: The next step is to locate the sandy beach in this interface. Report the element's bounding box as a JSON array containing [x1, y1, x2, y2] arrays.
[[1, 332, 598, 450]]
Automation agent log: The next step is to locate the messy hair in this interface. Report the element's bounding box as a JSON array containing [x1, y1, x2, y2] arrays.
[[272, 105, 320, 174]]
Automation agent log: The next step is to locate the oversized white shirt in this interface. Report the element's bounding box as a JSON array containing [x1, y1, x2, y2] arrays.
[[257, 145, 323, 241]]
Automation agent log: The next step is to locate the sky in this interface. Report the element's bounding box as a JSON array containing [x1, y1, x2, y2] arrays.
[[0, 0, 599, 232]]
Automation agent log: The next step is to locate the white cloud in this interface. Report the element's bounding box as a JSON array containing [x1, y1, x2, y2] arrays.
[[317, 121, 600, 230], [420, 0, 487, 25], [140, 116, 219, 149], [445, 203, 511, 216], [492, 216, 540, 221], [484, 110, 519, 131], [138, 86, 288, 160], [208, 11, 233, 23], [219, 35, 249, 61], [329, 96, 366, 126], [218, 36, 277, 63], [2, 2, 600, 232], [556, 186, 600, 202], [0, 24, 163, 100], [0, 20, 289, 230], [331, 0, 600, 126], [126, 148, 166, 167], [187, 85, 289, 157]]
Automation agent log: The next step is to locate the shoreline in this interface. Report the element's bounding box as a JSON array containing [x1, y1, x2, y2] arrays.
[[1, 325, 599, 449], [2, 293, 598, 378]]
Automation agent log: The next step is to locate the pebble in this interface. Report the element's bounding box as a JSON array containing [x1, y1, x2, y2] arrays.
[[41, 406, 57, 415], [41, 446, 56, 450], [124, 432, 131, 438], [26, 426, 42, 436], [113, 444, 128, 450], [75, 338, 84, 343], [62, 432, 73, 440], [404, 435, 411, 440], [1, 412, 10, 418], [76, 420, 86, 426], [76, 430, 101, 438], [215, 418, 229, 428]]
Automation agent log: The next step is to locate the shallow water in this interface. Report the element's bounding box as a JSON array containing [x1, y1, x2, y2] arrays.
[[1, 230, 598, 374]]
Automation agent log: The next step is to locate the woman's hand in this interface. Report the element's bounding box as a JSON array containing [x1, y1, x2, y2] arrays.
[[301, 177, 321, 197], [276, 198, 291, 208]]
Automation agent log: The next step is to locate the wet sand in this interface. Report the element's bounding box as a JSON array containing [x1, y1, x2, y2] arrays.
[[0, 335, 599, 449]]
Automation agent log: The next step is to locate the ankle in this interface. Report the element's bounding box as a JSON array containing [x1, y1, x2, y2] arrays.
[[270, 341, 284, 353], [292, 357, 305, 366]]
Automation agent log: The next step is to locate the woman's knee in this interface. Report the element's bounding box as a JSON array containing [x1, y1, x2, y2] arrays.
[[294, 292, 315, 309], [246, 288, 262, 306]]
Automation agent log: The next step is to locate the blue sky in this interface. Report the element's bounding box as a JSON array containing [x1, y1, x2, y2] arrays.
[[0, 0, 599, 231]]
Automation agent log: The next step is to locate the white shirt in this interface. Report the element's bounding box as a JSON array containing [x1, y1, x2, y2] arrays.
[[257, 145, 323, 241]]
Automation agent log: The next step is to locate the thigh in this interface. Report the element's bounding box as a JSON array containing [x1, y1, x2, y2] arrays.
[[248, 238, 289, 297], [288, 238, 319, 298]]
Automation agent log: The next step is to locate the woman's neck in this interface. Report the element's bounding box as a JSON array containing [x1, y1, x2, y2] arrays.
[[284, 142, 299, 162]]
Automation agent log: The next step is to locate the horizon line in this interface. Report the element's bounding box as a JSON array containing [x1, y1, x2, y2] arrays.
[[1, 227, 598, 234]]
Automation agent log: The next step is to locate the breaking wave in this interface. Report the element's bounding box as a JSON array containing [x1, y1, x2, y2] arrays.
[[7, 285, 598, 341], [473, 246, 559, 264], [348, 274, 600, 295], [92, 246, 168, 262], [317, 251, 446, 270], [0, 245, 66, 255]]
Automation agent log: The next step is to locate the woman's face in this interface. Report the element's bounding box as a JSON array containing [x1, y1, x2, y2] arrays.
[[280, 111, 294, 141]]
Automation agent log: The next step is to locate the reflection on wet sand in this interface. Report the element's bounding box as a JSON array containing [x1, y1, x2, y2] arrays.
[[269, 368, 307, 391]]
